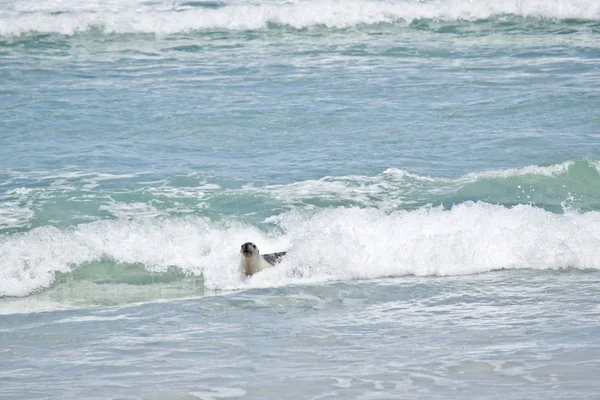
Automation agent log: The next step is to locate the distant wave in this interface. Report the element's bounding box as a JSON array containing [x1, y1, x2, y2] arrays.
[[2, 201, 600, 297], [1, 0, 600, 36]]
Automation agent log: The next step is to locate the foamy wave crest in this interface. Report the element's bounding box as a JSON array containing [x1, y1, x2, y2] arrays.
[[2, 203, 600, 297], [1, 0, 599, 36], [0, 216, 288, 297], [268, 203, 600, 285]]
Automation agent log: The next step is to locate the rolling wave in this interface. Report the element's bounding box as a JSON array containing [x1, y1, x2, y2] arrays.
[[2, 201, 600, 298], [1, 0, 599, 36]]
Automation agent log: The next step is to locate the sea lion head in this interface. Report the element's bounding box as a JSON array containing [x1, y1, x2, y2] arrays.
[[241, 242, 259, 258]]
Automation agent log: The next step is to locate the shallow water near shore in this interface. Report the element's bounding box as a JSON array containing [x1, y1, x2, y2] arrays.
[[2, 0, 600, 398], [3, 270, 600, 398]]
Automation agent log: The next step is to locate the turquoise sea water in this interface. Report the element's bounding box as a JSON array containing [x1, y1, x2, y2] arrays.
[[2, 0, 600, 398]]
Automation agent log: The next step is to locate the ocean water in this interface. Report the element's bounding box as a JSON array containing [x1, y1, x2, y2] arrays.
[[2, 0, 600, 398]]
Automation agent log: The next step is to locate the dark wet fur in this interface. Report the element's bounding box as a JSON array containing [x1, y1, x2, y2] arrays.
[[262, 252, 287, 266]]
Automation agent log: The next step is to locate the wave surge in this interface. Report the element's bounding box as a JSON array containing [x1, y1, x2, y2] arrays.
[[2, 202, 600, 297]]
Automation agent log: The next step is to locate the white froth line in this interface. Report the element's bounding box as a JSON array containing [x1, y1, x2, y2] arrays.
[[462, 161, 574, 181], [383, 168, 436, 181], [3, 1, 600, 36]]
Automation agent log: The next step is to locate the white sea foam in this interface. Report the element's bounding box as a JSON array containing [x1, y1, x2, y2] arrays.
[[461, 161, 575, 180], [1, 0, 599, 36], [99, 201, 162, 219], [384, 160, 575, 182], [0, 189, 36, 231], [0, 201, 34, 231], [1, 203, 599, 297], [267, 203, 600, 283]]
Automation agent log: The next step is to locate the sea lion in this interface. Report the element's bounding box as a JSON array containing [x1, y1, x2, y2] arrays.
[[240, 242, 287, 276]]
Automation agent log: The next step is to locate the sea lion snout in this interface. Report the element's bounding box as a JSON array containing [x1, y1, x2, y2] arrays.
[[241, 242, 257, 257]]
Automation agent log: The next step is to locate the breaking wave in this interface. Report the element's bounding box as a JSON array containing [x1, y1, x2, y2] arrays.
[[1, 0, 599, 36], [2, 202, 600, 297]]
